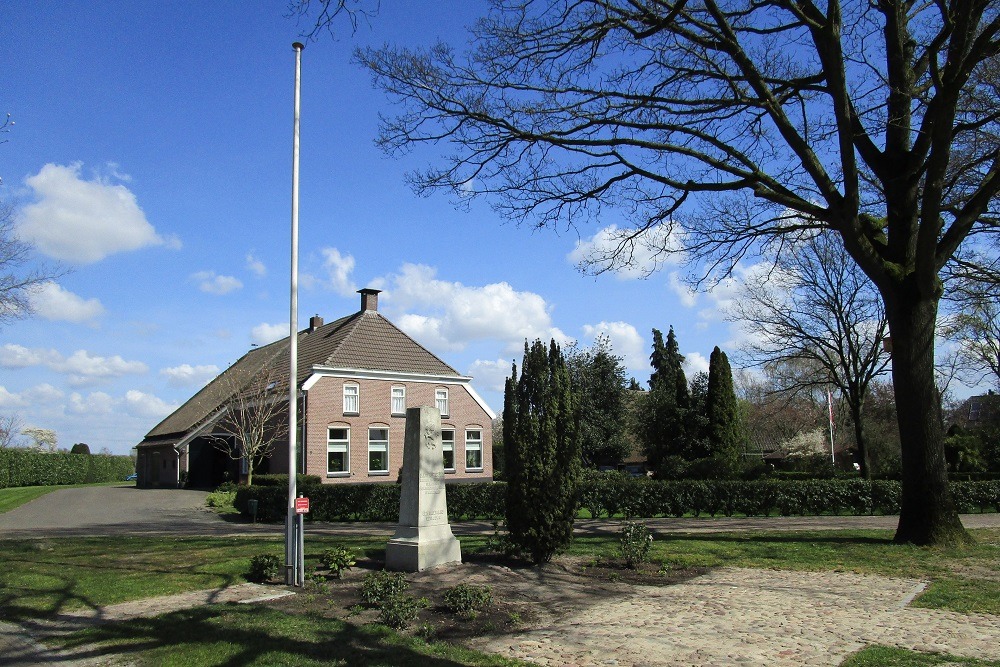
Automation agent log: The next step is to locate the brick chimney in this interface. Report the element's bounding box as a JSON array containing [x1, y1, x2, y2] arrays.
[[309, 314, 324, 332], [359, 288, 381, 312]]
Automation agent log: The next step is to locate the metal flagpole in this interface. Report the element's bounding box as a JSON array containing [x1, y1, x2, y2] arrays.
[[827, 388, 835, 464], [286, 41, 304, 587]]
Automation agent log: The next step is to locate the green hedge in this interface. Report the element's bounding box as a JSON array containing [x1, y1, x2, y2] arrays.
[[235, 481, 507, 523], [0, 448, 135, 488], [234, 477, 1000, 523]]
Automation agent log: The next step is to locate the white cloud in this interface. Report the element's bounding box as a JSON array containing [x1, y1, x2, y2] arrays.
[[0, 344, 60, 368], [23, 383, 65, 403], [684, 351, 710, 377], [568, 224, 686, 280], [383, 264, 568, 353], [69, 391, 115, 416], [0, 344, 147, 385], [192, 271, 243, 295], [15, 162, 179, 263], [0, 386, 27, 407], [160, 363, 220, 388], [246, 253, 267, 278], [123, 390, 178, 419], [668, 271, 698, 308], [320, 247, 357, 297], [581, 321, 646, 372], [467, 358, 513, 394], [54, 350, 148, 386], [28, 281, 105, 324], [251, 322, 287, 346]]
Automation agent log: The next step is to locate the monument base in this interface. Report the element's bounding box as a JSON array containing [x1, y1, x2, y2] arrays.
[[385, 524, 462, 572]]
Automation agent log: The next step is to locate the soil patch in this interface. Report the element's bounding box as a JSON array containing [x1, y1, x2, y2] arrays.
[[264, 552, 707, 645]]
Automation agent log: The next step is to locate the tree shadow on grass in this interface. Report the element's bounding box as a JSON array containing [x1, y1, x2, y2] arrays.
[[54, 605, 495, 667], [649, 532, 894, 545]]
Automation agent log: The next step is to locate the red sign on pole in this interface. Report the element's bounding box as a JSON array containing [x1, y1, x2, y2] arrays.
[[294, 496, 310, 515]]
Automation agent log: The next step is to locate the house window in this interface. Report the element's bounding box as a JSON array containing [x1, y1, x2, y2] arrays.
[[368, 427, 389, 474], [327, 427, 350, 475], [435, 388, 449, 417], [343, 384, 359, 415], [441, 429, 455, 472], [465, 429, 483, 470], [391, 386, 406, 416]]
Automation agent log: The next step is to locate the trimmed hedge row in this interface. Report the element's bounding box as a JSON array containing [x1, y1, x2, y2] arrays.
[[234, 482, 507, 523], [234, 477, 1000, 522], [0, 448, 135, 488]]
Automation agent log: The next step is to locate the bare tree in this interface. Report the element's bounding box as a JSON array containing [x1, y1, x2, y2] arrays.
[[1, 115, 62, 326], [303, 0, 1000, 544], [0, 413, 23, 448], [942, 275, 1000, 390], [211, 364, 290, 486], [729, 232, 890, 478]]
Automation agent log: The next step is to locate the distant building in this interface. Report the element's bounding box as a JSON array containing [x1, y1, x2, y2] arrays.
[[135, 289, 495, 488]]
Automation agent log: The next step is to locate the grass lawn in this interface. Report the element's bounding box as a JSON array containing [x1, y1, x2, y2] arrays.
[[842, 645, 1000, 666], [2, 528, 996, 666], [0, 481, 130, 514], [58, 606, 532, 667]]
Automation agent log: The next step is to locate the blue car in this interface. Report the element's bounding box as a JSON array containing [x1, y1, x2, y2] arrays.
[[125, 473, 137, 482]]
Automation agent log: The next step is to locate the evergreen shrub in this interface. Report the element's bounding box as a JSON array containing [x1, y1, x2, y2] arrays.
[[0, 449, 134, 488]]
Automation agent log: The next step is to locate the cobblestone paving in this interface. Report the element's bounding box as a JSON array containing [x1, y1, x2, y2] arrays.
[[471, 568, 1000, 667]]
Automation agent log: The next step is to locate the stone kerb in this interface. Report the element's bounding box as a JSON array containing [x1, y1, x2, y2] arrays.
[[385, 406, 462, 571]]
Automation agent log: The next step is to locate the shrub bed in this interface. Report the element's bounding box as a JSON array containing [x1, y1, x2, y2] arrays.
[[234, 477, 1000, 522], [0, 449, 135, 488]]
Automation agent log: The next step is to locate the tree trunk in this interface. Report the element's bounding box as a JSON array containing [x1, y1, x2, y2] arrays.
[[884, 287, 969, 545], [849, 397, 872, 480]]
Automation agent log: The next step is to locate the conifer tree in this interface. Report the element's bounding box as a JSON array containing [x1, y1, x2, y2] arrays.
[[503, 339, 581, 564], [639, 327, 691, 474], [706, 346, 744, 467]]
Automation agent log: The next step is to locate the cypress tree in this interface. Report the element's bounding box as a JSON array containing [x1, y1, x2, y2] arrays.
[[503, 339, 581, 564], [665, 326, 689, 410], [706, 346, 743, 467]]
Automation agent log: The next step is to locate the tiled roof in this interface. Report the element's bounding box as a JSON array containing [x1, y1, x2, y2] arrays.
[[141, 309, 459, 442]]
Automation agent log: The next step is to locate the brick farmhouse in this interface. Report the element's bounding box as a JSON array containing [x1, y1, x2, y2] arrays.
[[135, 289, 495, 488]]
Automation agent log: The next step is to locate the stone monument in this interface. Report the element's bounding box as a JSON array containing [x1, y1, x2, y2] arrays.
[[385, 406, 463, 571]]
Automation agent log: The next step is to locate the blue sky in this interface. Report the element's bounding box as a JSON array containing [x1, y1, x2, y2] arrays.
[[4, 2, 966, 456]]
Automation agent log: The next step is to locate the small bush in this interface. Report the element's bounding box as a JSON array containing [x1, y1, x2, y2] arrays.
[[247, 554, 281, 583], [619, 521, 653, 569], [444, 583, 493, 618], [360, 570, 408, 606], [205, 490, 236, 509], [377, 594, 428, 630], [319, 546, 356, 578]]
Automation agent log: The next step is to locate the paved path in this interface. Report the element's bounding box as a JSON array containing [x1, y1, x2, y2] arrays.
[[0, 485, 213, 537], [2, 485, 999, 539], [472, 568, 1000, 666]]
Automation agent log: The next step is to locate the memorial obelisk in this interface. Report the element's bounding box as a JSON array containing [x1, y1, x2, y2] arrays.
[[385, 406, 463, 571]]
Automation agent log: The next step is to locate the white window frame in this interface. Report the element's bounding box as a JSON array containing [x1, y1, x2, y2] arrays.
[[368, 426, 389, 474], [465, 428, 483, 471], [327, 426, 350, 476], [441, 428, 455, 472], [343, 383, 359, 415], [391, 386, 406, 416], [435, 388, 449, 417]]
